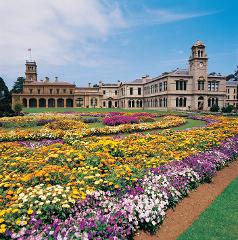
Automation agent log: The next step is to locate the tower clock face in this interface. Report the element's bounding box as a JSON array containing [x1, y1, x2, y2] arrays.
[[199, 62, 204, 67]]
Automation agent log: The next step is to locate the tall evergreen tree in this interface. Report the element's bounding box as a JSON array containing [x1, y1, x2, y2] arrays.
[[0, 77, 11, 113], [11, 76, 25, 94]]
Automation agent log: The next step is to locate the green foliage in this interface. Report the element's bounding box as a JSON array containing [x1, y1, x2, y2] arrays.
[[0, 77, 11, 114], [1, 121, 37, 129], [11, 76, 25, 94], [210, 104, 220, 112], [226, 66, 238, 81], [14, 102, 23, 114], [222, 105, 234, 113]]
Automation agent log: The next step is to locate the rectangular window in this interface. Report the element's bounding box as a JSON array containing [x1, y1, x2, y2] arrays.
[[50, 89, 53, 94], [63, 89, 66, 94], [164, 82, 167, 91], [234, 89, 236, 94], [115, 90, 117, 95], [159, 82, 163, 92], [198, 81, 205, 90], [103, 90, 106, 95], [30, 89, 33, 94], [37, 89, 40, 94], [130, 87, 133, 95], [208, 81, 219, 91], [70, 90, 73, 94], [138, 88, 141, 95], [57, 89, 59, 94], [176, 81, 187, 90], [155, 84, 158, 93]]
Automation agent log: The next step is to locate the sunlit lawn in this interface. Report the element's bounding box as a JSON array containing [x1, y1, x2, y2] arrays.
[[178, 177, 238, 240]]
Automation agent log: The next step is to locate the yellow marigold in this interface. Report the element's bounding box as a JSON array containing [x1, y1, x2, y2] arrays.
[[1, 224, 6, 229], [27, 209, 33, 215], [12, 209, 19, 213], [16, 219, 21, 225], [0, 210, 5, 217], [0, 218, 4, 223]]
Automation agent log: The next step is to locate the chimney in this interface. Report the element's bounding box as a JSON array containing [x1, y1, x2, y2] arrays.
[[55, 77, 58, 82], [45, 77, 49, 82], [88, 83, 91, 88]]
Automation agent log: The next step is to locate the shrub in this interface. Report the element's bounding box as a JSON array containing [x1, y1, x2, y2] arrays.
[[82, 118, 100, 123], [14, 103, 23, 114], [222, 105, 234, 113], [210, 104, 220, 112], [36, 119, 55, 126]]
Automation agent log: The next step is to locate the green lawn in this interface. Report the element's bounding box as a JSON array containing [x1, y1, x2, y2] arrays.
[[178, 177, 238, 240], [23, 107, 185, 115]]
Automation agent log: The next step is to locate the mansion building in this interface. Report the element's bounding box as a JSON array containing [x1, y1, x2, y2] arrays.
[[12, 41, 236, 111]]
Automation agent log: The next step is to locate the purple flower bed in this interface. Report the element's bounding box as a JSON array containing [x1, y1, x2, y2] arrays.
[[18, 139, 65, 148], [103, 115, 139, 126], [36, 119, 55, 126], [9, 135, 238, 240]]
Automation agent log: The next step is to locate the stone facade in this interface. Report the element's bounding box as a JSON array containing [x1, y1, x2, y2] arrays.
[[13, 40, 232, 111], [226, 80, 238, 108]]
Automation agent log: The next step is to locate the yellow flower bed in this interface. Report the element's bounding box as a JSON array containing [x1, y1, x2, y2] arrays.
[[0, 115, 238, 233], [0, 115, 186, 141]]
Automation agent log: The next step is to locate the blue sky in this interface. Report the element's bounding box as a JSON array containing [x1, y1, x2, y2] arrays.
[[0, 0, 237, 88]]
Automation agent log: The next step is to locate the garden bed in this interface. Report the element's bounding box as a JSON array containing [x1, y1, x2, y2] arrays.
[[0, 115, 238, 239]]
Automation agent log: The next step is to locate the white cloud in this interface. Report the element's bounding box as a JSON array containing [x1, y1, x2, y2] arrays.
[[0, 0, 126, 68], [0, 1, 219, 87]]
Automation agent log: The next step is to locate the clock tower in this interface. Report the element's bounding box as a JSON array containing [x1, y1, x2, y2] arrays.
[[189, 40, 208, 79], [25, 61, 37, 83]]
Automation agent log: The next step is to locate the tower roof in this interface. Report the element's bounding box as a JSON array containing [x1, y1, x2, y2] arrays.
[[192, 40, 205, 47]]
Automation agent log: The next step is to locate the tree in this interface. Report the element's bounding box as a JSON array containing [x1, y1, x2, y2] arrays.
[[222, 105, 234, 113], [14, 103, 23, 114], [226, 66, 238, 81], [11, 76, 25, 94], [210, 104, 220, 112], [0, 77, 11, 114]]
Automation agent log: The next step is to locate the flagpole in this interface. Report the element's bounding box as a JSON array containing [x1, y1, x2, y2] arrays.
[[28, 48, 32, 61]]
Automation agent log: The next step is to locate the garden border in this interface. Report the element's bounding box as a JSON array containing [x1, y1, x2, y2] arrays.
[[135, 159, 238, 240]]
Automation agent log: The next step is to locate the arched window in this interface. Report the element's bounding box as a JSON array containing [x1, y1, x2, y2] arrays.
[[128, 100, 131, 108], [22, 98, 27, 107], [176, 97, 187, 107], [90, 98, 97, 107], [39, 98, 46, 108], [66, 99, 73, 107], [57, 98, 64, 108], [132, 100, 135, 108], [208, 97, 219, 107], [48, 98, 55, 108], [140, 100, 143, 108]]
